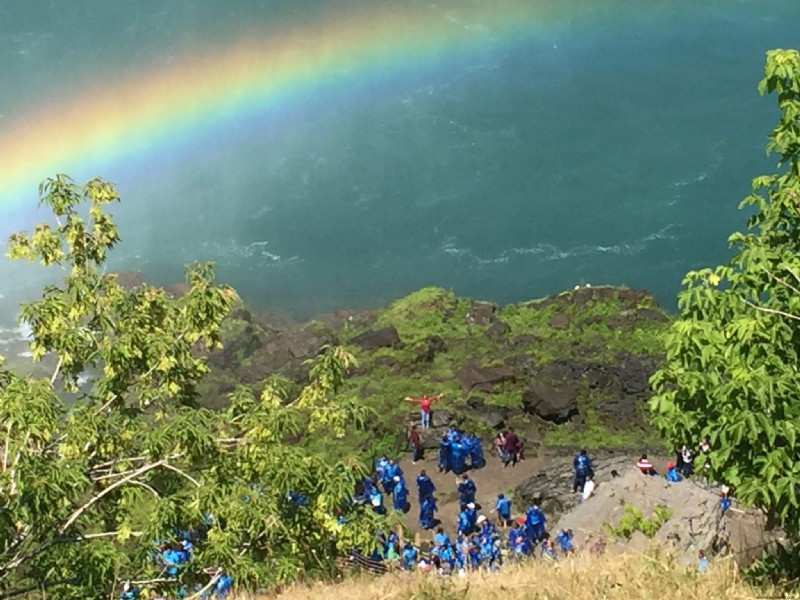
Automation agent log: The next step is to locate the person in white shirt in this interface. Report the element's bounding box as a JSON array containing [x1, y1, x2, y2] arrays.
[[582, 475, 595, 501]]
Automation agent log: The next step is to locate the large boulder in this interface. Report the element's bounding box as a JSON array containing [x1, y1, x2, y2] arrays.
[[464, 300, 497, 325], [514, 453, 632, 519], [618, 352, 653, 399], [555, 467, 784, 566], [521, 380, 578, 424], [456, 361, 515, 393], [464, 396, 511, 430], [350, 326, 401, 350]]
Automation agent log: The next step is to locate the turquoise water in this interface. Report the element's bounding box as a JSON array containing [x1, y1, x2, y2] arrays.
[[1, 0, 799, 327]]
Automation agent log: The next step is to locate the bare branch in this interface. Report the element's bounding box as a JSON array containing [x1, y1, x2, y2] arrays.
[[763, 266, 800, 298], [128, 480, 160, 498], [57, 459, 168, 535], [162, 462, 201, 488], [49, 357, 63, 386], [743, 298, 800, 322], [185, 570, 222, 600]]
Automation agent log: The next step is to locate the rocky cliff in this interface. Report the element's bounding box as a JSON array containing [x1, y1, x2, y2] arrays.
[[197, 284, 671, 459]]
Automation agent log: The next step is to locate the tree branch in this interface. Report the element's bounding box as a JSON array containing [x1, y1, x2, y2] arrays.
[[185, 570, 222, 600], [763, 266, 800, 298], [50, 356, 63, 386], [0, 578, 75, 600], [57, 458, 169, 535], [162, 462, 201, 487], [743, 298, 800, 322]]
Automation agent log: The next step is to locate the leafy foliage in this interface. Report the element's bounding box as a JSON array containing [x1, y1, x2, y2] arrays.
[[0, 176, 381, 599], [649, 49, 800, 544], [603, 504, 673, 540]]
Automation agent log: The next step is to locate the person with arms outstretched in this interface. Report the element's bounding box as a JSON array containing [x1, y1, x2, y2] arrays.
[[405, 392, 444, 428]]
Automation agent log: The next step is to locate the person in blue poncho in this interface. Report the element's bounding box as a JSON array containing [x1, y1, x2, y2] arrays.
[[382, 459, 403, 493], [525, 504, 546, 542], [369, 484, 386, 515], [446, 426, 460, 442], [375, 455, 389, 482], [573, 449, 593, 493], [200, 572, 234, 599], [434, 527, 451, 548], [477, 514, 495, 538], [419, 494, 438, 529], [457, 474, 476, 508], [161, 543, 188, 576], [457, 508, 473, 535], [450, 439, 467, 474], [438, 433, 452, 474], [465, 433, 485, 469], [512, 534, 531, 557], [392, 476, 409, 512], [467, 541, 482, 570], [556, 528, 574, 554], [416, 470, 436, 501], [403, 543, 418, 570], [464, 502, 478, 532], [495, 493, 512, 528], [119, 582, 140, 600], [666, 461, 682, 482], [720, 486, 732, 514]]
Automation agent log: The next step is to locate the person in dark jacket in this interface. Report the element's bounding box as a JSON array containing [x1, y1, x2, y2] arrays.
[[503, 427, 522, 468], [408, 425, 423, 464], [438, 433, 452, 474]]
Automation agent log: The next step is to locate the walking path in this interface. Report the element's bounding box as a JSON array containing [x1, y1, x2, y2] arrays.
[[397, 447, 544, 542]]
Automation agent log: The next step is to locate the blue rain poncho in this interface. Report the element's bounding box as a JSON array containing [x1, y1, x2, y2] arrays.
[[556, 529, 573, 553], [465, 434, 485, 469], [416, 473, 436, 500], [496, 495, 512, 521], [419, 495, 438, 529], [450, 441, 467, 474], [392, 479, 408, 511], [457, 477, 476, 506], [403, 544, 418, 569], [438, 437, 452, 472]]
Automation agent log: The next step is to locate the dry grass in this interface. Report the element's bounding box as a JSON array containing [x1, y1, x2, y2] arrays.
[[233, 551, 777, 600]]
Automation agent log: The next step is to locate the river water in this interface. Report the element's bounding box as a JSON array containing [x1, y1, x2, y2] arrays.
[[0, 1, 798, 346]]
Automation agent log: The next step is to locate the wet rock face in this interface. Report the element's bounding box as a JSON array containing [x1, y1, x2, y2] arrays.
[[456, 361, 515, 394], [521, 381, 578, 424], [350, 326, 401, 351]]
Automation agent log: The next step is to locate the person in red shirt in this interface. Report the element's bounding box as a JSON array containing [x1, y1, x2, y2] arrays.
[[405, 392, 444, 428]]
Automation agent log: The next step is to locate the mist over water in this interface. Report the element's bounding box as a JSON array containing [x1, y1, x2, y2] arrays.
[[1, 0, 799, 338]]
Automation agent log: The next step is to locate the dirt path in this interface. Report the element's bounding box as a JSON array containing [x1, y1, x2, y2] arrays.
[[396, 448, 545, 542]]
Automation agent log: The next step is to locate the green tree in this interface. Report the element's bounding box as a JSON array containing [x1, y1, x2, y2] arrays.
[[0, 176, 380, 599], [649, 49, 800, 545]]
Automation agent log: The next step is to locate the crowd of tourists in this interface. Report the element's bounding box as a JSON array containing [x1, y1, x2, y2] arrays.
[[120, 397, 728, 595], [119, 513, 233, 599], [357, 433, 731, 577]]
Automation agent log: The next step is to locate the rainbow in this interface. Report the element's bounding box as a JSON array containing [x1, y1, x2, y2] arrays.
[[0, 2, 542, 218]]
